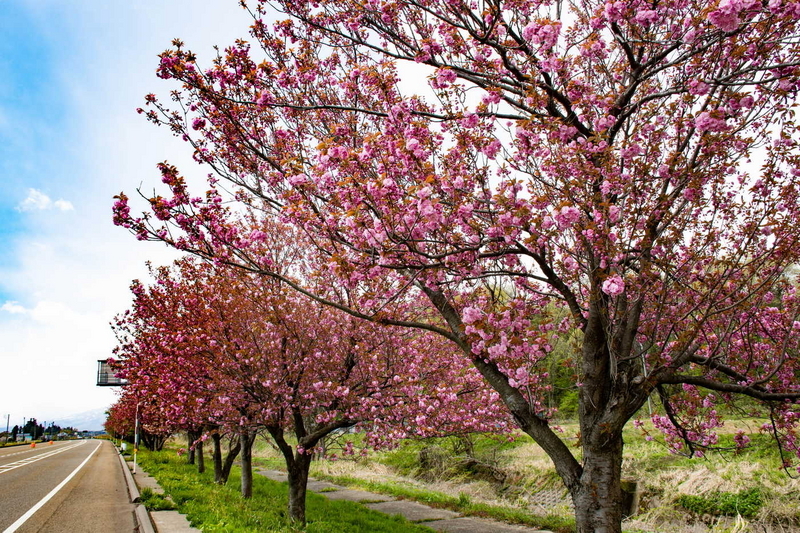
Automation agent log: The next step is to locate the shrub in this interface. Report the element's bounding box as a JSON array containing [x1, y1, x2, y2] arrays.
[[677, 488, 763, 519]]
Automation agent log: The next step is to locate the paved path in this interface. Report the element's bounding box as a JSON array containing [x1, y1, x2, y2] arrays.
[[0, 440, 135, 532], [258, 469, 553, 533]]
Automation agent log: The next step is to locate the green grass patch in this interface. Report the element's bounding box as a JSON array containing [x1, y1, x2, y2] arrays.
[[313, 472, 575, 533], [136, 448, 436, 532], [379, 434, 523, 477], [252, 456, 286, 470], [138, 487, 177, 511], [677, 488, 764, 519]]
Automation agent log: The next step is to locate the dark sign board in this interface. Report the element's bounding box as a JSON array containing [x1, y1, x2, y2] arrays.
[[96, 360, 126, 386]]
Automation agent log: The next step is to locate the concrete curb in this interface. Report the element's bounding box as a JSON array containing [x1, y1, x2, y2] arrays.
[[135, 503, 156, 533], [117, 448, 140, 502], [116, 446, 155, 533]]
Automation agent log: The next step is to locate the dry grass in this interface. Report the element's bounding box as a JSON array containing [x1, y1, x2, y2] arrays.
[[312, 457, 518, 510], [247, 421, 800, 532]]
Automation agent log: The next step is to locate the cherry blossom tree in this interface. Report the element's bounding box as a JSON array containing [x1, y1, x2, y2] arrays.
[[112, 253, 508, 523], [115, 1, 800, 530], [105, 390, 173, 452], [111, 262, 247, 479], [104, 401, 135, 442]]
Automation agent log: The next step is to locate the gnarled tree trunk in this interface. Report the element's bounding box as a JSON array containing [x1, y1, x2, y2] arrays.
[[571, 431, 624, 533]]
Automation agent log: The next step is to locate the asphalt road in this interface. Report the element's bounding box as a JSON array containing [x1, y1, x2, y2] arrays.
[[0, 439, 135, 532]]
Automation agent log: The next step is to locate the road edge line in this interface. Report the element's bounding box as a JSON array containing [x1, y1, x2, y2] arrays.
[[2, 441, 102, 533]]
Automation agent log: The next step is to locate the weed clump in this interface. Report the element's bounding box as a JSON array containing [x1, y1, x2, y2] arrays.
[[677, 487, 763, 519], [138, 487, 177, 511]]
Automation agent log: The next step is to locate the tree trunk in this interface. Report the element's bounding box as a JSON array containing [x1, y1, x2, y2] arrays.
[[240, 428, 254, 499], [187, 430, 198, 464], [287, 452, 313, 525], [212, 432, 223, 482], [220, 436, 242, 484], [428, 285, 637, 533], [569, 301, 635, 533], [142, 432, 167, 451], [571, 431, 624, 533], [196, 438, 205, 473]]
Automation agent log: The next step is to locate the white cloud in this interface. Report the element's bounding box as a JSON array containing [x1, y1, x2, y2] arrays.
[[0, 299, 120, 420], [0, 300, 79, 322], [54, 199, 75, 211], [16, 188, 74, 212], [29, 300, 80, 324], [1, 301, 27, 314], [17, 189, 50, 211]]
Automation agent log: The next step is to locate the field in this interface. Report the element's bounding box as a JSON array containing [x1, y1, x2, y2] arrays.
[[137, 418, 800, 532], [249, 420, 800, 533]]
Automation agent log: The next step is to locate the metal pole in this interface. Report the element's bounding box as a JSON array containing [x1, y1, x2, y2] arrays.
[[133, 402, 140, 474]]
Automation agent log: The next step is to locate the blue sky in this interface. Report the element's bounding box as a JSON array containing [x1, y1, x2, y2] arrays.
[[0, 3, 63, 281], [0, 0, 251, 426]]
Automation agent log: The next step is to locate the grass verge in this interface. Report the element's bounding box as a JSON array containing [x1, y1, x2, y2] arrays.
[[136, 448, 437, 532]]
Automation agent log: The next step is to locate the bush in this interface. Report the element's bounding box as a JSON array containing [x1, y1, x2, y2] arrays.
[[677, 488, 763, 519]]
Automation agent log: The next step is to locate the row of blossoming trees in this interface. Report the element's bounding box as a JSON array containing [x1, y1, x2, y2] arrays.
[[109, 0, 800, 531], [107, 237, 510, 523]]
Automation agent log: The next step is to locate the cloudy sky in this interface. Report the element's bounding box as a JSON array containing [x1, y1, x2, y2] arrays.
[[0, 1, 254, 427]]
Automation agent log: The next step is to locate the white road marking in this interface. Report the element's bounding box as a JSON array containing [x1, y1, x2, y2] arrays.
[[0, 441, 86, 475], [0, 442, 72, 461], [2, 441, 102, 533]]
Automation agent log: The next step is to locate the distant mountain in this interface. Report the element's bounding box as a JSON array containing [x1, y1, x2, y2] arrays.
[[54, 408, 109, 432]]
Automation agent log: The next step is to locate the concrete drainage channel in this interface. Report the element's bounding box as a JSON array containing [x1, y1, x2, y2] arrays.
[[115, 447, 198, 533]]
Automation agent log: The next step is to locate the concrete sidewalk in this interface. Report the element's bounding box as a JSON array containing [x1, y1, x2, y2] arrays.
[[258, 469, 553, 533]]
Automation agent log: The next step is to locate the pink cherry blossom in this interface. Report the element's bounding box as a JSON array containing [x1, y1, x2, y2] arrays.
[[601, 274, 625, 296]]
